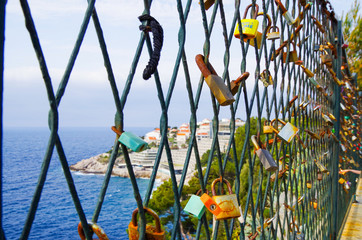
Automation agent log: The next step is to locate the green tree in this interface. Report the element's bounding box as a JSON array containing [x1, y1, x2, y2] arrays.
[[342, 0, 362, 88]]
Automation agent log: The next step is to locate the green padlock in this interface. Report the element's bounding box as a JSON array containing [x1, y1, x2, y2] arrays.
[[183, 190, 207, 219], [111, 126, 148, 152]]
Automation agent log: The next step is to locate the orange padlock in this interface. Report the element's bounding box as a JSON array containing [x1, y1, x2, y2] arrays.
[[128, 207, 165, 240]]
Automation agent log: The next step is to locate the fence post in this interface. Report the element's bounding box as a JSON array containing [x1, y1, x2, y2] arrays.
[[0, 0, 5, 238], [330, 20, 343, 240]]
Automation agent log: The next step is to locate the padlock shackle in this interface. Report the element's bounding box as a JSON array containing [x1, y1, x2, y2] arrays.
[[211, 177, 233, 196], [251, 135, 261, 151], [256, 12, 272, 32], [275, 0, 287, 13], [111, 126, 124, 136], [268, 25, 280, 34], [270, 118, 287, 126], [196, 189, 209, 196], [195, 54, 218, 78], [131, 207, 162, 233], [233, 72, 250, 85], [243, 4, 259, 19]]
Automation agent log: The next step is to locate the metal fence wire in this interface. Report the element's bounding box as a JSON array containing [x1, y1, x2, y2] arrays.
[[0, 0, 361, 239]]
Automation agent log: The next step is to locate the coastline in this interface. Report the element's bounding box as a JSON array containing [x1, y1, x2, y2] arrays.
[[69, 153, 172, 181]]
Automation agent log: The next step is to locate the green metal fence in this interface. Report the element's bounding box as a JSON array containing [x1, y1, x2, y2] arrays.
[[0, 0, 361, 239]]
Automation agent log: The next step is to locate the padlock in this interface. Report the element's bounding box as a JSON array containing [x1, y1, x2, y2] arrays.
[[267, 26, 280, 40], [78, 221, 109, 240], [195, 54, 235, 106], [245, 12, 271, 48], [283, 42, 299, 63], [295, 231, 305, 240], [200, 0, 215, 10], [328, 113, 336, 122], [344, 181, 351, 190], [210, 177, 241, 220], [305, 129, 320, 140], [311, 199, 318, 209], [313, 105, 321, 112], [200, 193, 222, 216], [184, 189, 207, 219], [321, 113, 334, 126], [275, 0, 294, 25], [299, 0, 306, 6], [338, 178, 346, 184], [275, 119, 299, 143], [230, 72, 250, 95], [260, 69, 273, 87], [270, 168, 287, 182], [263, 120, 277, 134], [317, 171, 323, 181], [251, 135, 278, 172], [282, 95, 298, 113], [311, 15, 325, 33], [306, 181, 312, 189], [315, 160, 328, 173], [321, 50, 333, 67], [112, 126, 148, 152], [128, 207, 165, 240], [257, 216, 276, 232], [234, 4, 259, 39], [300, 65, 314, 78]]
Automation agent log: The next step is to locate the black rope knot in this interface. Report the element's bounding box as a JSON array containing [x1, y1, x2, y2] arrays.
[[138, 14, 164, 80]]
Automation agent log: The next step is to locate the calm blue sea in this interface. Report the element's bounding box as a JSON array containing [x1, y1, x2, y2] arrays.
[[3, 126, 155, 239]]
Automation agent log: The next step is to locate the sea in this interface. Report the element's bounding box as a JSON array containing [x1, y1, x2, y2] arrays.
[[3, 126, 156, 239]]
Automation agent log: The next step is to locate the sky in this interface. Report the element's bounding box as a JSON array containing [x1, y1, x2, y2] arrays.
[[3, 0, 355, 129]]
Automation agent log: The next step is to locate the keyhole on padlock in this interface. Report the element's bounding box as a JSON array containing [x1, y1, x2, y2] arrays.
[[210, 204, 216, 211]]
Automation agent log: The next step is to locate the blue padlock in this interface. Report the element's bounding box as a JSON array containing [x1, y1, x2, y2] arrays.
[[111, 126, 148, 152]]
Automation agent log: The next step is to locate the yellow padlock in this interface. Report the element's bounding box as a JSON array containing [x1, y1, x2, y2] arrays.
[[234, 4, 259, 39], [267, 26, 280, 40], [211, 177, 241, 220], [244, 12, 271, 49]]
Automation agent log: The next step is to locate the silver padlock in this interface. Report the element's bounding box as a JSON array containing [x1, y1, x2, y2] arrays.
[[251, 135, 278, 172]]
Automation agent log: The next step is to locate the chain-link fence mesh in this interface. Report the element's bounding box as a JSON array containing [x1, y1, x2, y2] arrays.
[[0, 0, 361, 239]]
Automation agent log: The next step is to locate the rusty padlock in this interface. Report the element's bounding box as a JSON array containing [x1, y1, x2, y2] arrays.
[[300, 65, 314, 78], [315, 160, 328, 173], [195, 54, 235, 106], [275, 0, 294, 25], [267, 26, 280, 40], [78, 221, 109, 240], [260, 69, 273, 87], [200, 0, 215, 10], [311, 15, 325, 33], [317, 170, 323, 181], [230, 72, 250, 95], [234, 4, 259, 39], [321, 50, 333, 68], [306, 180, 312, 189], [251, 135, 278, 172], [245, 12, 271, 48], [128, 207, 165, 240], [211, 177, 241, 220], [283, 42, 299, 63]]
